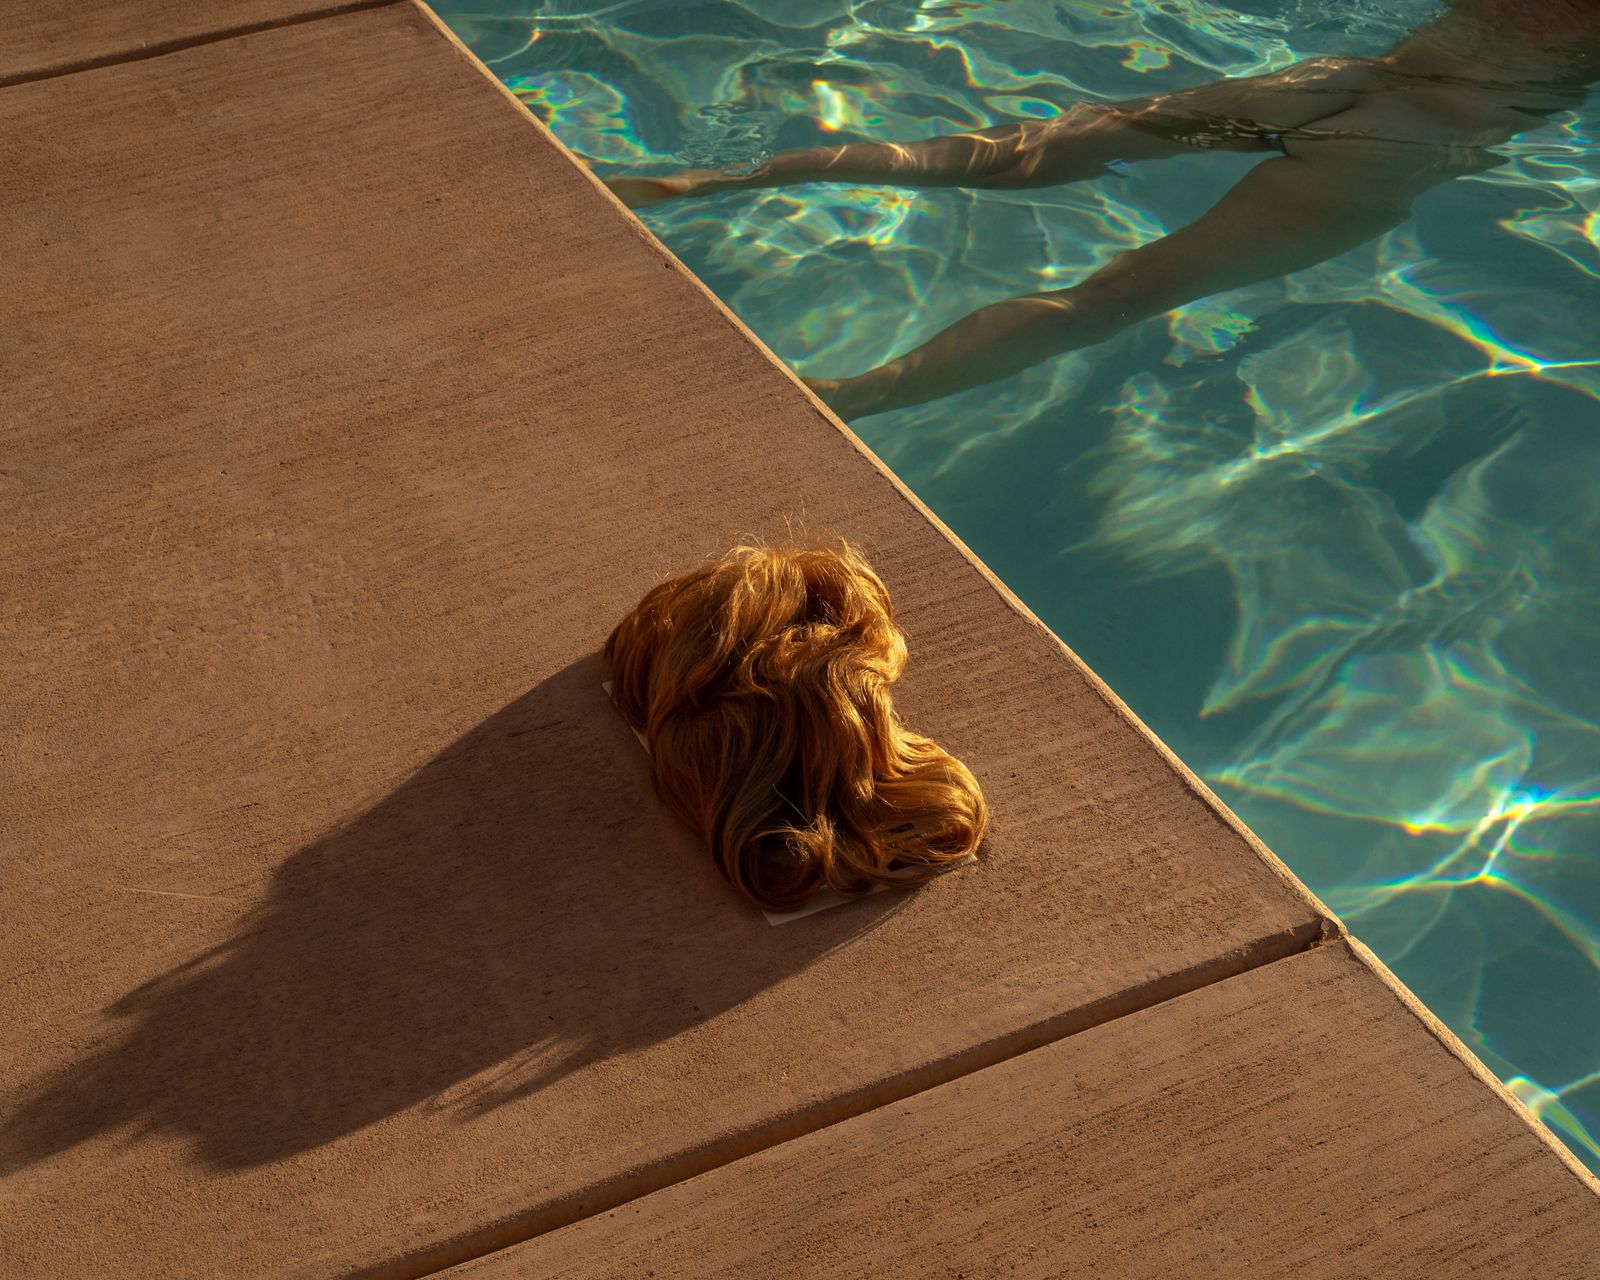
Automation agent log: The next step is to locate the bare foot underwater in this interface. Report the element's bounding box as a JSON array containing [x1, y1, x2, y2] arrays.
[[605, 0, 1600, 418]]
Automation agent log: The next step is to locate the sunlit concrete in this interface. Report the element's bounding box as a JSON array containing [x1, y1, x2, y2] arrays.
[[449, 941, 1600, 1279], [0, 0, 404, 86]]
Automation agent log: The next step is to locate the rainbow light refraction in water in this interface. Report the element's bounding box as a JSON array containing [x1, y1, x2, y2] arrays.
[[446, 0, 1600, 1172]]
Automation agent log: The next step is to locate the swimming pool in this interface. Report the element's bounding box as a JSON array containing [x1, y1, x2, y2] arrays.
[[445, 0, 1600, 1172]]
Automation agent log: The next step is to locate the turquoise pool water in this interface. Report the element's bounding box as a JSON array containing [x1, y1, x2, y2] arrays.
[[447, 0, 1600, 1171]]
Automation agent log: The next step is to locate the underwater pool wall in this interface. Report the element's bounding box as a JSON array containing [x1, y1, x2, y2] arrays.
[[2, 2, 1596, 1276]]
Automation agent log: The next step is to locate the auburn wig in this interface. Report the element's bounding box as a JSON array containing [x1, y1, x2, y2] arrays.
[[603, 542, 988, 910]]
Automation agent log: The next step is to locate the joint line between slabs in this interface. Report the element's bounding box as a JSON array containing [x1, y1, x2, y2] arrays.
[[365, 916, 1339, 1279], [0, 0, 407, 90]]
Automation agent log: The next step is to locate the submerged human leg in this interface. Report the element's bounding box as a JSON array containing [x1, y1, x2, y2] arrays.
[[606, 115, 1117, 208], [810, 145, 1445, 418], [606, 55, 1382, 208]]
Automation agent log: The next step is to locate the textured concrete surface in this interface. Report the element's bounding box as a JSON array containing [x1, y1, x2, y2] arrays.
[[453, 941, 1600, 1280], [0, 6, 1330, 1277], [0, 0, 399, 87]]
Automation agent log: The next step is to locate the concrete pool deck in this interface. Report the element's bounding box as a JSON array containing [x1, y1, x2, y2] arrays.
[[2, 2, 1596, 1276]]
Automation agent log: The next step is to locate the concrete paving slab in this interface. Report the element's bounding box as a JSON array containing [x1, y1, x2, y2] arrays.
[[451, 941, 1600, 1280], [0, 0, 400, 88], [2, 5, 1326, 1276]]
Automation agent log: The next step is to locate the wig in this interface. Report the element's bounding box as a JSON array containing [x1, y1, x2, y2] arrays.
[[603, 542, 988, 910]]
